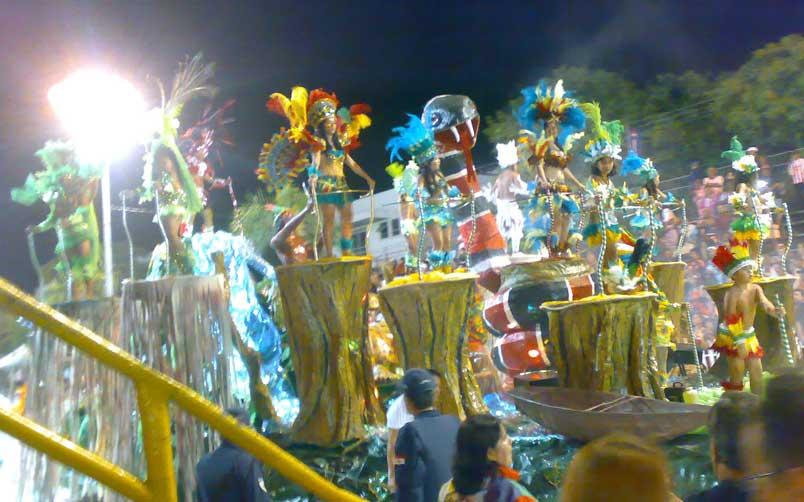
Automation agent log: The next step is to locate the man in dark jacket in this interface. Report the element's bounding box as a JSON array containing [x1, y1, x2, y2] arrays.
[[394, 368, 460, 502], [196, 408, 271, 502]]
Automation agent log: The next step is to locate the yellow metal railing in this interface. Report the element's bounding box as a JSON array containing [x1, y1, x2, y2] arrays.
[[0, 277, 365, 502]]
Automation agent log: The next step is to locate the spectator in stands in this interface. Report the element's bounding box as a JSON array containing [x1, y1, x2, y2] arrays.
[[703, 167, 724, 199], [788, 152, 804, 205], [438, 414, 537, 501], [689, 161, 704, 188], [560, 433, 681, 502], [196, 408, 271, 502], [395, 368, 460, 502], [748, 369, 804, 501], [685, 392, 759, 502]]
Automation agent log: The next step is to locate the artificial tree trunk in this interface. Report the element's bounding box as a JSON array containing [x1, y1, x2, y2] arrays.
[[379, 273, 488, 419], [275, 257, 383, 445], [542, 292, 663, 398]]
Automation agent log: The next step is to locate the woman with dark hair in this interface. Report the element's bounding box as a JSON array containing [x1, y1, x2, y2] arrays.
[[307, 90, 375, 258], [387, 114, 459, 270], [438, 414, 536, 502]]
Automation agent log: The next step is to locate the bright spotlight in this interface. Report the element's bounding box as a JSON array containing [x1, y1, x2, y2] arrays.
[[48, 69, 146, 163], [527, 349, 540, 359]]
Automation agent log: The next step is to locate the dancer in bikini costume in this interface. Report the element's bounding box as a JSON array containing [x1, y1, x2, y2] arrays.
[[517, 80, 588, 257], [387, 114, 460, 270], [140, 53, 210, 275], [579, 103, 635, 268], [711, 239, 783, 394], [13, 140, 101, 300], [265, 87, 374, 257]]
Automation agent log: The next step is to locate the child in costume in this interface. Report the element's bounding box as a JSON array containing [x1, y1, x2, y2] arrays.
[[140, 54, 210, 275], [580, 103, 634, 267], [621, 151, 670, 238], [387, 114, 460, 270], [265, 87, 374, 258], [386, 160, 421, 269], [13, 141, 101, 300], [711, 239, 783, 394], [492, 141, 528, 254], [517, 80, 587, 256], [721, 136, 774, 267]]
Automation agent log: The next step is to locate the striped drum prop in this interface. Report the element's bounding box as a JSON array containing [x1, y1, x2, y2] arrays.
[[483, 257, 596, 337]]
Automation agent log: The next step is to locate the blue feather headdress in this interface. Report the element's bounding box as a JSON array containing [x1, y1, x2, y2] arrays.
[[386, 114, 438, 165], [517, 79, 587, 149], [622, 150, 659, 182]]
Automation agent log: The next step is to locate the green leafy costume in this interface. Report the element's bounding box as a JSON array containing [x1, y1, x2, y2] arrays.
[[11, 140, 102, 281]]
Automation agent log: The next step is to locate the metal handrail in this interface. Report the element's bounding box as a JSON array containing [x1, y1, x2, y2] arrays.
[[0, 277, 364, 502]]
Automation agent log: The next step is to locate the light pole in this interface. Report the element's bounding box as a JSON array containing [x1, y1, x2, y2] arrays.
[[48, 70, 145, 297]]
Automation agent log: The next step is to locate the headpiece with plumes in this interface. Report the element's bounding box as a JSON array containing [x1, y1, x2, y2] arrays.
[[496, 140, 518, 168], [386, 159, 420, 198], [267, 86, 312, 144], [517, 80, 587, 148], [12, 140, 101, 207], [180, 99, 235, 179], [140, 52, 213, 214], [721, 135, 758, 174], [386, 114, 438, 165], [712, 238, 754, 278], [579, 102, 623, 163], [621, 150, 658, 181], [307, 88, 339, 128]]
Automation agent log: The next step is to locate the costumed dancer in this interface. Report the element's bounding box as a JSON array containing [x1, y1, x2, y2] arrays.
[[306, 89, 375, 257], [711, 239, 783, 394], [492, 141, 528, 255], [580, 103, 633, 267], [387, 114, 460, 270], [621, 151, 670, 239], [262, 87, 373, 257], [386, 160, 421, 269], [180, 99, 235, 232], [13, 141, 101, 300], [140, 53, 210, 275], [517, 80, 587, 257], [721, 136, 773, 267]]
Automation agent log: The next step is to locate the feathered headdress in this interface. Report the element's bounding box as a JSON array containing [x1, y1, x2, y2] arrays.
[[307, 88, 339, 128], [385, 159, 420, 199], [180, 99, 235, 179], [721, 135, 758, 174], [496, 141, 518, 168], [256, 129, 309, 197], [267, 86, 312, 144], [140, 52, 212, 214], [517, 80, 587, 148], [386, 114, 438, 166], [12, 140, 101, 207], [579, 102, 623, 163], [621, 150, 658, 181], [712, 238, 754, 277]]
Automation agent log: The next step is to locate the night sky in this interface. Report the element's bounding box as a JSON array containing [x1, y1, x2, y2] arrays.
[[1, 0, 802, 291]]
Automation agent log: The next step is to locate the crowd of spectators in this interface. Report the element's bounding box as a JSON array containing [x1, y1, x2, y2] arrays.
[[654, 152, 804, 349], [378, 368, 804, 501]]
